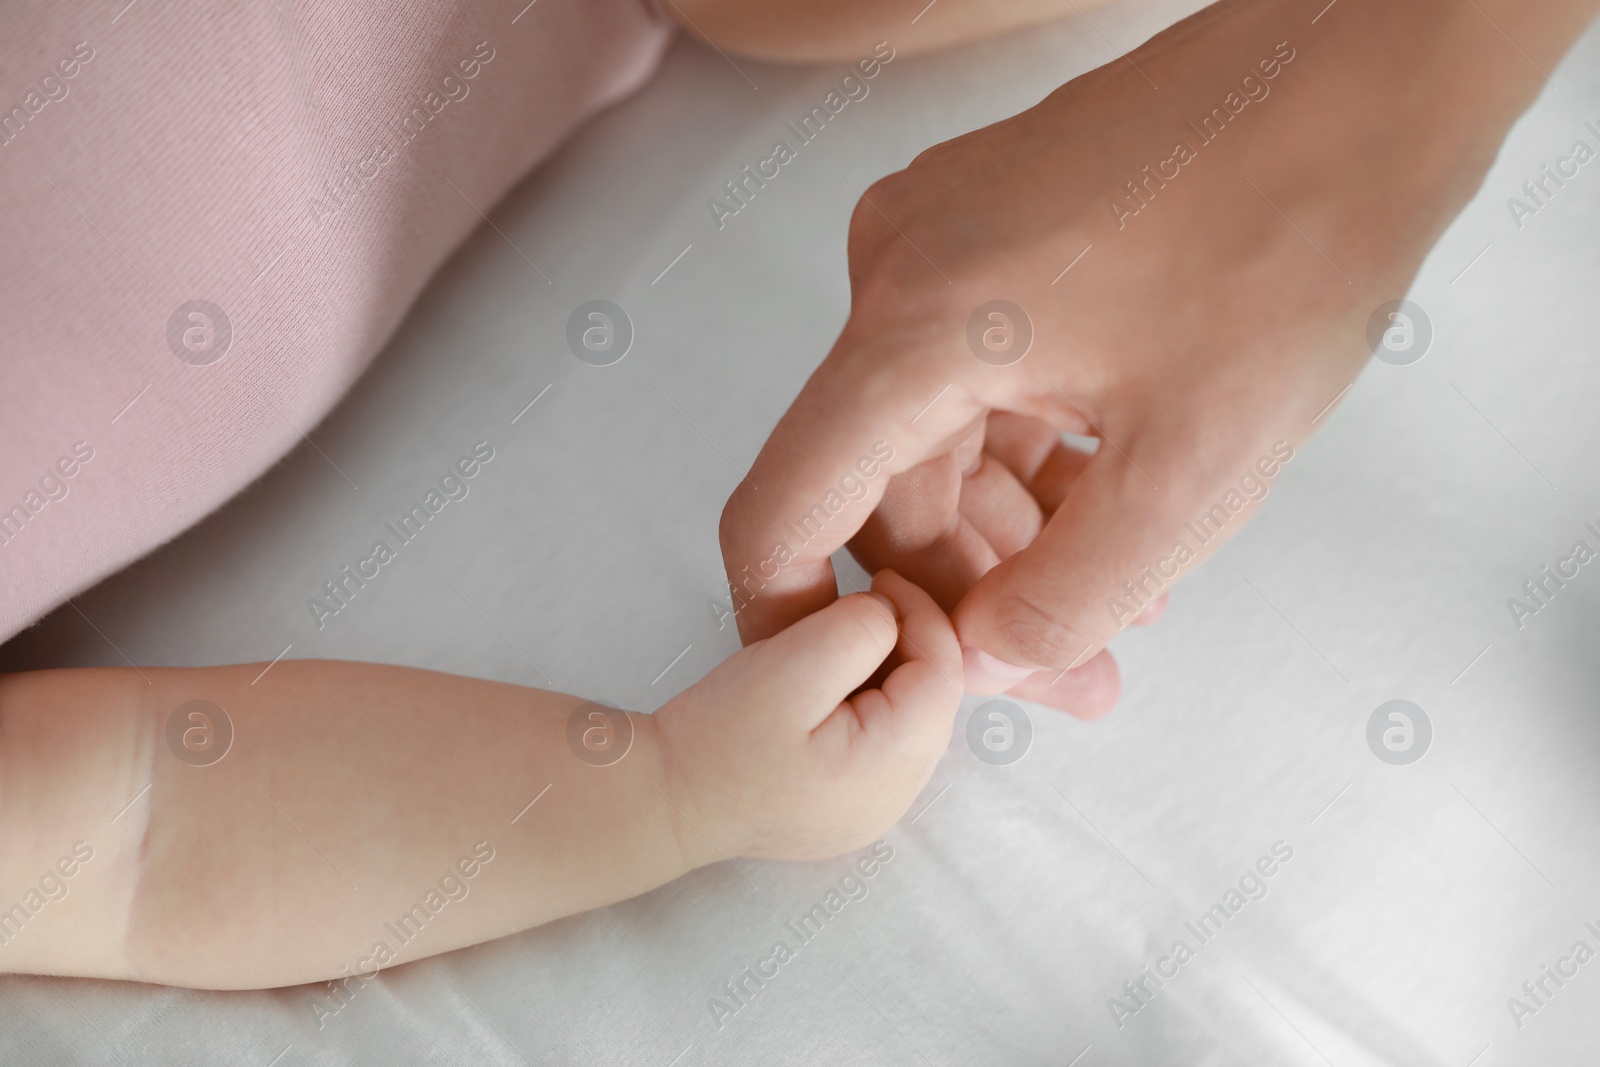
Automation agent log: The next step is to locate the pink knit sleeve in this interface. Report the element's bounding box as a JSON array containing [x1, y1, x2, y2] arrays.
[[0, 0, 672, 642]]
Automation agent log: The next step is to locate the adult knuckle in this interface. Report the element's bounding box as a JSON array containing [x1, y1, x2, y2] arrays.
[[845, 174, 902, 245], [718, 483, 759, 557], [994, 589, 1095, 668]]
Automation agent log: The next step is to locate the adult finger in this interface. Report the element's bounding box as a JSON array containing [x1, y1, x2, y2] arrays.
[[847, 451, 998, 614], [979, 412, 1093, 516], [958, 451, 1045, 560], [1005, 649, 1121, 719], [720, 326, 987, 645], [847, 420, 1051, 611], [980, 416, 1167, 625], [954, 435, 1251, 689], [1133, 592, 1169, 626]]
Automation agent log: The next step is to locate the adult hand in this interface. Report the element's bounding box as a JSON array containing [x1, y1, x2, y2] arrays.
[[719, 0, 1592, 714]]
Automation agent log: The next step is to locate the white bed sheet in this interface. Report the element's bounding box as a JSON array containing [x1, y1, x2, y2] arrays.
[[4, 2, 1600, 1063]]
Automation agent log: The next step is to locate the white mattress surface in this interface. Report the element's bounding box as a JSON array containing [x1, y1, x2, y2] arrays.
[[4, 2, 1600, 1063]]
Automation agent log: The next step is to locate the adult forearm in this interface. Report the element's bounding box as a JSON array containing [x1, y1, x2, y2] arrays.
[[0, 663, 712, 989], [668, 0, 1595, 73], [663, 0, 1122, 63], [1270, 0, 1599, 196]]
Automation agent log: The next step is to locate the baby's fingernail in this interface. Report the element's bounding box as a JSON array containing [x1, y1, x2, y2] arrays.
[[962, 647, 1035, 694]]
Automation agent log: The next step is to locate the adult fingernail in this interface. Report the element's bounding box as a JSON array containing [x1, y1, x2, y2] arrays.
[[962, 647, 1035, 694], [1133, 595, 1167, 626]]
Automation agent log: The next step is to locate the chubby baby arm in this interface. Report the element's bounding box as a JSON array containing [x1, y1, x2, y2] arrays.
[[0, 662, 706, 989], [0, 570, 959, 989]]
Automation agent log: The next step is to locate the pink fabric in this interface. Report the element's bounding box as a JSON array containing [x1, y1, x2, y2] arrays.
[[0, 0, 672, 642]]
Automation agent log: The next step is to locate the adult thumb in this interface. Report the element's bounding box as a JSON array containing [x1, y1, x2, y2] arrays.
[[952, 437, 1276, 684], [721, 325, 987, 646]]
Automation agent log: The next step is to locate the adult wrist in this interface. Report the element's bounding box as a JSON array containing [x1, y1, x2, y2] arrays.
[[1130, 0, 1590, 263]]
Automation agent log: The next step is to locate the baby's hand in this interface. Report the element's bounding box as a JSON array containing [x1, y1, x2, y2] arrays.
[[654, 570, 962, 862]]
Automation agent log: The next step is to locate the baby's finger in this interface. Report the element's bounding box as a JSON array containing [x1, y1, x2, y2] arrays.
[[855, 570, 963, 745], [754, 589, 901, 731]]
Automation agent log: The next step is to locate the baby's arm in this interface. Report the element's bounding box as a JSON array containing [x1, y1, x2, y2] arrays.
[[0, 570, 959, 990], [0, 660, 705, 989]]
